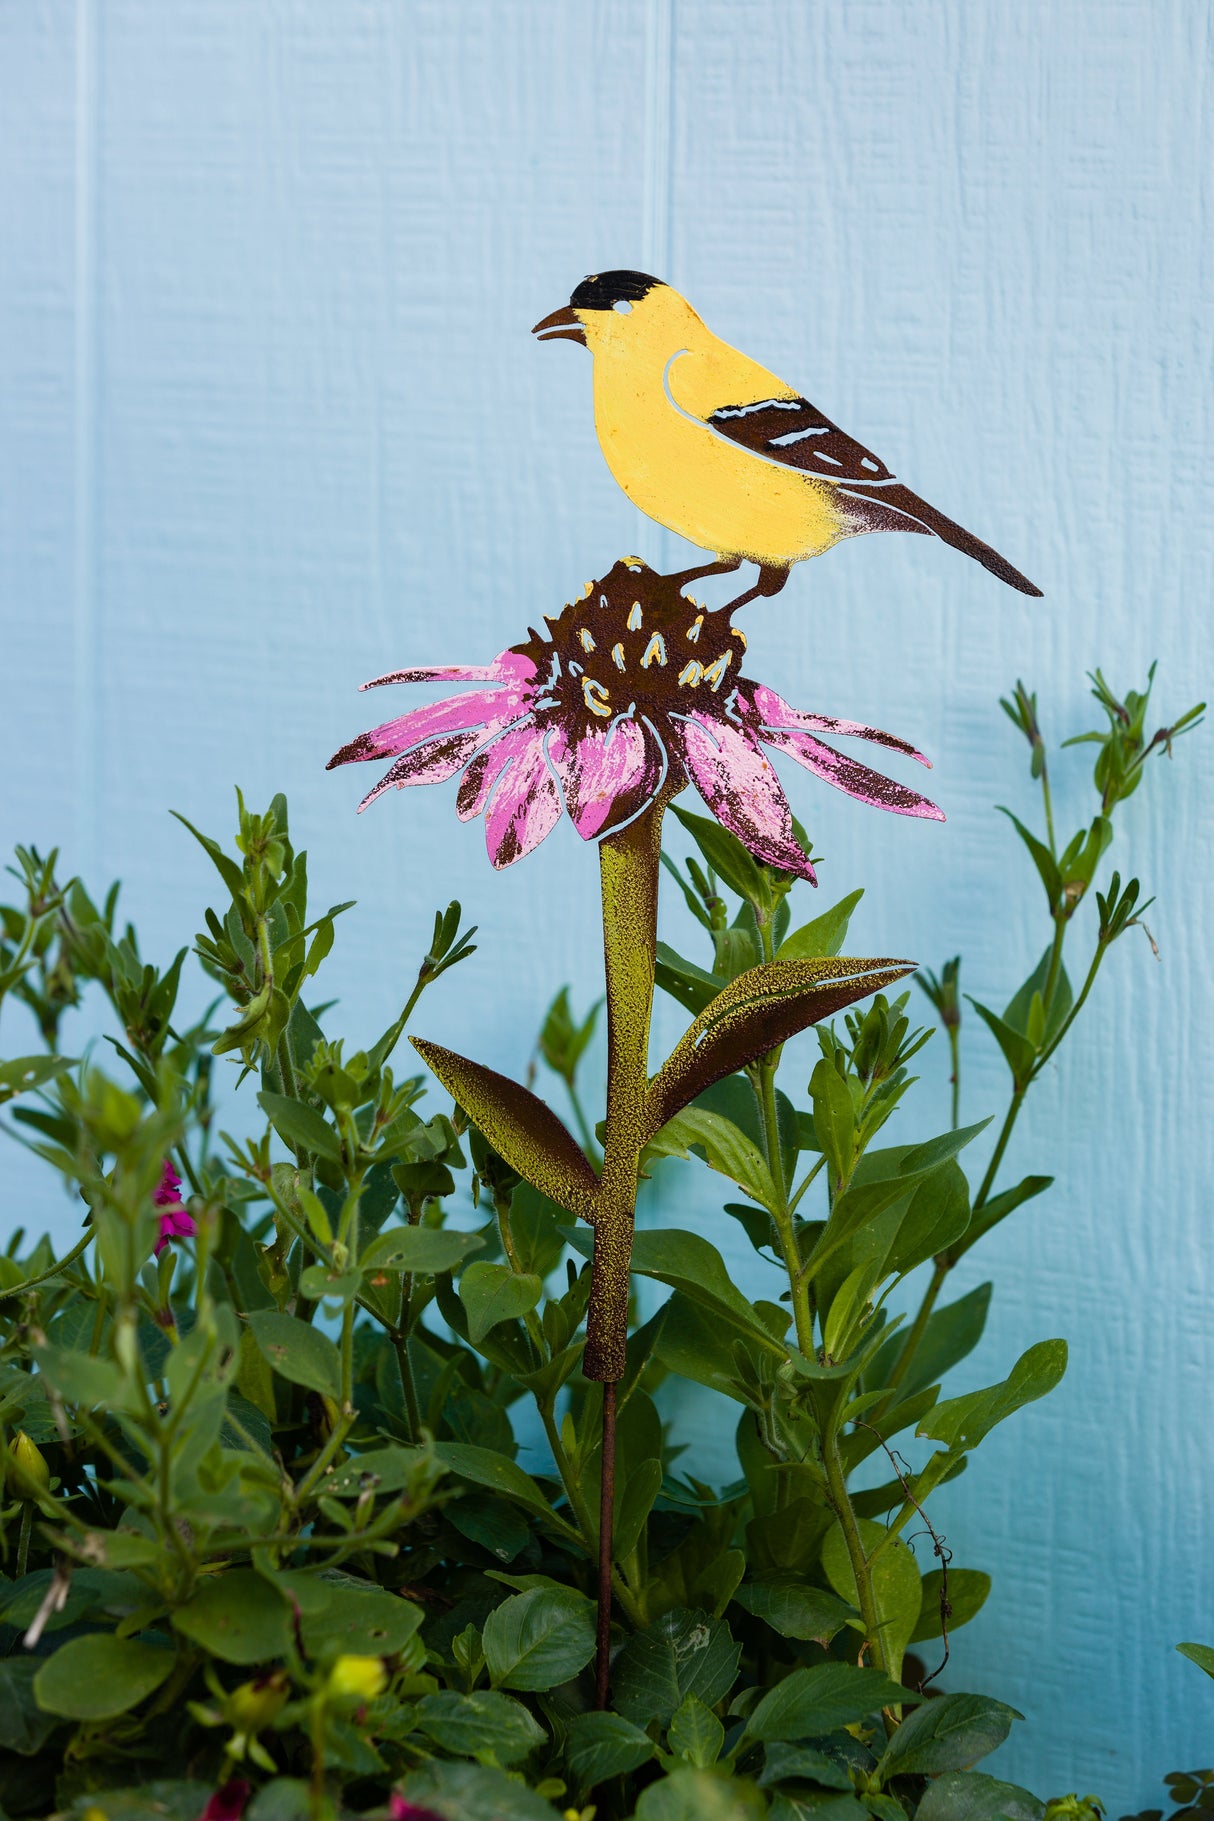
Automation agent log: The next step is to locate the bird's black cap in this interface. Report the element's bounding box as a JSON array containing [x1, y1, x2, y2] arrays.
[[570, 270, 663, 311]]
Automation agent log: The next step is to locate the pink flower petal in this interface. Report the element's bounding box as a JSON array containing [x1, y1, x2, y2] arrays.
[[361, 648, 538, 691], [456, 726, 540, 821], [672, 713, 816, 881], [356, 729, 488, 812], [483, 739, 563, 868], [744, 682, 931, 765], [328, 687, 525, 770], [548, 716, 667, 840], [761, 725, 945, 820]]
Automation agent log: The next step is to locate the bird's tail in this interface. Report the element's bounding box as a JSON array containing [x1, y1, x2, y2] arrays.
[[843, 481, 1043, 596]]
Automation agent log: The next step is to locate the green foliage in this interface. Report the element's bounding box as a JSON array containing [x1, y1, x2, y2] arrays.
[[0, 665, 1200, 1819]]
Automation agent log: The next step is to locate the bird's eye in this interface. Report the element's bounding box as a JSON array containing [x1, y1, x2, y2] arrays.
[[613, 299, 633, 315]]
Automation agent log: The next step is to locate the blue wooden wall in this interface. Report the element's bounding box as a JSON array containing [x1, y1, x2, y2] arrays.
[[1, 2, 1211, 1802]]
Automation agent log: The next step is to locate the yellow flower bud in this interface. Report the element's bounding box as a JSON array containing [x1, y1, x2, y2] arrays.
[[226, 1670, 290, 1732], [326, 1655, 387, 1702], [6, 1431, 50, 1499]]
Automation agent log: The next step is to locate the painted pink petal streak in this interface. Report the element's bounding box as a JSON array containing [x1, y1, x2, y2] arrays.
[[329, 687, 524, 769], [484, 738, 562, 868], [548, 716, 666, 840], [745, 683, 930, 765], [674, 714, 816, 882], [456, 725, 539, 821], [762, 726, 944, 820], [357, 730, 487, 812], [362, 649, 538, 691]]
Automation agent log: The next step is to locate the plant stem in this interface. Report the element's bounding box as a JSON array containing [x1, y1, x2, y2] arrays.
[[588, 784, 676, 1706], [947, 1021, 961, 1132], [0, 1229, 94, 1303], [819, 1399, 885, 1674], [567, 1079, 600, 1161], [595, 1381, 617, 1709]]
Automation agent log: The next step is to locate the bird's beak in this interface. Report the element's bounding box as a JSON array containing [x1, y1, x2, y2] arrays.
[[532, 305, 587, 346]]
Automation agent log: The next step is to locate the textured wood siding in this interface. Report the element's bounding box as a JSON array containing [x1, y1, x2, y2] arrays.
[[0, 2, 1210, 1800]]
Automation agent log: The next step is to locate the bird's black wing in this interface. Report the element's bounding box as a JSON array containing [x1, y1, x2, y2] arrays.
[[706, 395, 896, 484], [707, 394, 1042, 595]]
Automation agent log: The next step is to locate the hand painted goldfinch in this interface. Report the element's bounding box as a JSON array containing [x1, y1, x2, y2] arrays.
[[534, 271, 1041, 606]]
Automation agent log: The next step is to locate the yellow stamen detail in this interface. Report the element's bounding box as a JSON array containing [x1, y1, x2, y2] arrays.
[[686, 614, 704, 643], [627, 602, 643, 631], [581, 580, 594, 599], [583, 676, 612, 718], [640, 632, 667, 668], [611, 642, 626, 670], [731, 626, 748, 650], [702, 651, 733, 691], [578, 627, 595, 652], [678, 660, 703, 687]]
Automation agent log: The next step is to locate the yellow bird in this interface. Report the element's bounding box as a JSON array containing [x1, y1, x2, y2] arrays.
[[533, 271, 1041, 607]]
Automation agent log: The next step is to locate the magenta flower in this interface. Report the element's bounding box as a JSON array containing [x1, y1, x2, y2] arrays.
[[199, 1780, 249, 1821], [388, 1798, 444, 1821], [328, 559, 942, 875], [153, 1160, 196, 1256]]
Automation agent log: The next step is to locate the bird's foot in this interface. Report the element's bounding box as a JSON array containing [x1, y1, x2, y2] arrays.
[[719, 564, 791, 615]]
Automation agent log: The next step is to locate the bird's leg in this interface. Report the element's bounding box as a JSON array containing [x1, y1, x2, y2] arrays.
[[667, 555, 743, 591], [719, 563, 791, 614]]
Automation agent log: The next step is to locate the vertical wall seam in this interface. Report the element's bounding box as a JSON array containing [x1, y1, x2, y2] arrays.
[[73, 0, 98, 878], [639, 0, 675, 566]]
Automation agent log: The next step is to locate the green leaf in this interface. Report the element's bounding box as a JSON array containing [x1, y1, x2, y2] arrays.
[[481, 1587, 595, 1691], [776, 889, 865, 961], [249, 1311, 341, 1400], [914, 1771, 1044, 1821], [257, 1090, 342, 1163], [811, 1057, 856, 1185], [647, 1106, 779, 1210], [298, 1264, 360, 1307], [34, 1343, 135, 1413], [458, 1260, 543, 1344], [565, 1710, 657, 1789], [63, 1784, 216, 1821], [433, 1442, 559, 1521], [647, 957, 914, 1134], [668, 1691, 725, 1766], [876, 1691, 1022, 1774], [967, 997, 1037, 1085], [733, 1575, 855, 1644], [615, 1457, 664, 1559], [1178, 1641, 1214, 1679], [398, 1759, 561, 1821], [413, 1690, 545, 1764], [612, 1609, 741, 1727], [745, 1662, 919, 1742], [33, 1635, 173, 1720], [1004, 947, 1072, 1041], [883, 1159, 971, 1278], [822, 1519, 922, 1669], [170, 810, 246, 900], [655, 943, 722, 1016], [867, 1283, 992, 1402], [670, 801, 772, 905], [918, 1340, 1068, 1451], [998, 808, 1061, 910], [757, 1743, 854, 1791], [564, 1225, 781, 1345], [411, 1036, 599, 1221], [447, 1494, 531, 1563], [0, 1658, 62, 1754], [245, 1782, 314, 1821], [171, 1568, 292, 1664], [637, 1769, 767, 1821], [360, 1223, 486, 1275], [301, 1584, 423, 1659], [957, 1174, 1052, 1258], [909, 1569, 992, 1643], [321, 1444, 431, 1498], [0, 1055, 75, 1105], [652, 1292, 768, 1404]]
